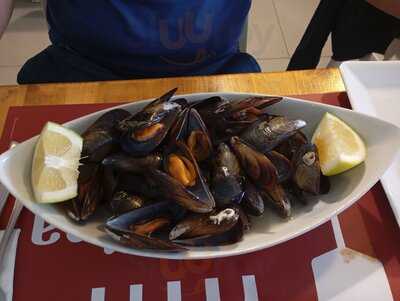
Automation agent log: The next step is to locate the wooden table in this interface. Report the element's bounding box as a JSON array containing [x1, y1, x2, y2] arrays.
[[0, 68, 345, 132]]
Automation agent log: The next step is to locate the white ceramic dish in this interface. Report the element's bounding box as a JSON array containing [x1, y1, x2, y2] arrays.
[[0, 92, 399, 259], [340, 61, 400, 226]]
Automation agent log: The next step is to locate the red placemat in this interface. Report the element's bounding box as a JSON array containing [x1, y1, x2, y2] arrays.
[[0, 93, 399, 301]]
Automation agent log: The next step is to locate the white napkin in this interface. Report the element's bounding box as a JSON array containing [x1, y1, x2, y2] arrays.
[[0, 229, 21, 301]]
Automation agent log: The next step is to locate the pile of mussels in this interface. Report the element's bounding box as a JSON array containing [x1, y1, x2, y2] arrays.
[[64, 88, 330, 251]]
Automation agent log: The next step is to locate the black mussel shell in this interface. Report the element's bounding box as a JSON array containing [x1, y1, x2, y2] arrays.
[[171, 207, 244, 246], [292, 143, 321, 195], [82, 109, 131, 162], [240, 116, 306, 154], [167, 108, 212, 162], [102, 152, 162, 173], [106, 227, 185, 251], [230, 137, 277, 186], [161, 142, 215, 213], [241, 182, 264, 216], [169, 207, 240, 240], [105, 201, 185, 251], [211, 143, 244, 206], [118, 88, 182, 156], [65, 164, 103, 222], [230, 136, 291, 218], [260, 186, 291, 218], [185, 109, 213, 162], [266, 151, 292, 183]]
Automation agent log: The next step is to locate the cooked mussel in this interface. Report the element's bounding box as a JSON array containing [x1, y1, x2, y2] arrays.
[[240, 116, 306, 154], [292, 143, 321, 195], [82, 109, 131, 162], [65, 163, 104, 222], [170, 207, 243, 246], [230, 137, 291, 218], [168, 108, 212, 162], [105, 201, 184, 251], [241, 181, 264, 216], [153, 142, 215, 213], [64, 90, 338, 251], [117, 88, 182, 156], [194, 96, 282, 142], [186, 109, 213, 162], [211, 143, 244, 206]]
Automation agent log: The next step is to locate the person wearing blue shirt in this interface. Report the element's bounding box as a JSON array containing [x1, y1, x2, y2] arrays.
[[0, 1, 260, 84]]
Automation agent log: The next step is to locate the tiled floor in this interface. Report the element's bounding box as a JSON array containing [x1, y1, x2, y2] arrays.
[[0, 0, 332, 85]]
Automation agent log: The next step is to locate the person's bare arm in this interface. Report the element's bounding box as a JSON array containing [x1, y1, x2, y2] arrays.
[[0, 0, 15, 38], [367, 0, 400, 18]]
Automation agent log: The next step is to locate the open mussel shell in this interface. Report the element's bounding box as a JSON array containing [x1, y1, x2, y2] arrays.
[[105, 201, 185, 251], [292, 143, 321, 195], [160, 141, 215, 213], [171, 207, 244, 246], [106, 201, 170, 232], [211, 143, 244, 206], [230, 136, 291, 218], [166, 108, 189, 147], [82, 109, 131, 162], [149, 168, 214, 213], [241, 182, 264, 216], [117, 88, 182, 156], [65, 164, 104, 222], [102, 152, 162, 173], [167, 108, 212, 162], [186, 109, 213, 162], [240, 116, 306, 154]]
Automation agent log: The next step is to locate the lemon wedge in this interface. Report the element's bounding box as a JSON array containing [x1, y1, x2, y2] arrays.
[[311, 112, 366, 176], [31, 122, 83, 203]]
